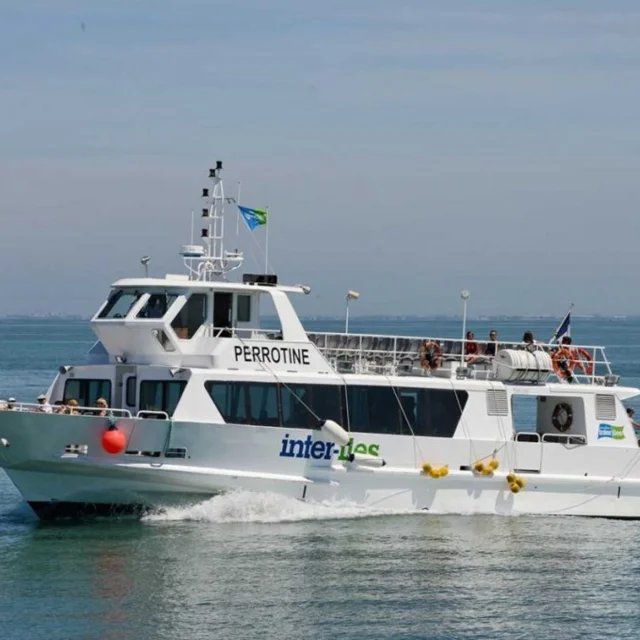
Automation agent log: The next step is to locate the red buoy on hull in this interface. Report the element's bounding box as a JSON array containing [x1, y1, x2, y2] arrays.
[[102, 426, 126, 454]]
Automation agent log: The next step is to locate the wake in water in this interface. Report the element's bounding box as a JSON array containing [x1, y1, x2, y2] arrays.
[[142, 490, 420, 524]]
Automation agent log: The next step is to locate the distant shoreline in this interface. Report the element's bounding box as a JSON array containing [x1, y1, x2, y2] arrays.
[[1, 314, 639, 321]]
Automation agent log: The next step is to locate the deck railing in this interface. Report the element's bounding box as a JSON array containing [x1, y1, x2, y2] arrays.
[[0, 401, 132, 417], [306, 332, 614, 384]]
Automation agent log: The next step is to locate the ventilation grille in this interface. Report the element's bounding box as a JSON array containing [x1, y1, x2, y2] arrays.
[[165, 447, 187, 459], [486, 389, 509, 416], [595, 394, 616, 421]]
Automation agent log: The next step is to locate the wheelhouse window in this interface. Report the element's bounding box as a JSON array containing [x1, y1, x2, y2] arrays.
[[64, 379, 111, 408], [125, 376, 137, 406], [237, 295, 252, 323], [139, 381, 186, 416], [98, 289, 142, 319], [137, 293, 178, 319], [171, 294, 208, 339]]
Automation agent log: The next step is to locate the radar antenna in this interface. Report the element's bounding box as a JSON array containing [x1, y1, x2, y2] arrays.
[[180, 161, 243, 280]]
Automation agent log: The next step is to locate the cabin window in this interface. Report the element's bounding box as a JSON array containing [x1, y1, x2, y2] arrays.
[[397, 388, 467, 438], [204, 381, 341, 427], [346, 386, 402, 434], [139, 381, 186, 416], [237, 295, 252, 323], [345, 385, 467, 437], [137, 293, 178, 319], [207, 381, 249, 424], [63, 379, 112, 408], [125, 376, 137, 406], [281, 384, 342, 428], [98, 289, 142, 319], [171, 294, 208, 339], [205, 381, 279, 426]]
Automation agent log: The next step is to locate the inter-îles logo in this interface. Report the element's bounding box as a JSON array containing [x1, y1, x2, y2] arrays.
[[279, 434, 379, 460]]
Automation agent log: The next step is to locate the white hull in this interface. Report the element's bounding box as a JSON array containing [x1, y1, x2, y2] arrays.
[[3, 411, 640, 519]]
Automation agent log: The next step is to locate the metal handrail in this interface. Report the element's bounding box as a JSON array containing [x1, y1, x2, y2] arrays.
[[514, 432, 541, 442], [0, 400, 132, 417], [541, 433, 587, 445], [306, 331, 613, 384], [135, 410, 169, 419]]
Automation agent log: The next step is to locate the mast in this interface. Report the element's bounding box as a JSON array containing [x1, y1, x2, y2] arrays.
[[180, 161, 243, 281]]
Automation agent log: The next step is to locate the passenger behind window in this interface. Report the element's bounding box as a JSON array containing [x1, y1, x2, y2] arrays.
[[399, 395, 417, 434]]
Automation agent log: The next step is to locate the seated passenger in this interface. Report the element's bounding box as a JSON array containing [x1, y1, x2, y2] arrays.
[[484, 330, 499, 357], [66, 399, 80, 415], [6, 397, 16, 411], [53, 400, 65, 414], [464, 331, 480, 365], [419, 340, 442, 370], [94, 397, 109, 417], [520, 331, 540, 352], [36, 394, 52, 413]]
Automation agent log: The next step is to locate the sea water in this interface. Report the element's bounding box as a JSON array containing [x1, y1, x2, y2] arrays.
[[1, 317, 640, 640]]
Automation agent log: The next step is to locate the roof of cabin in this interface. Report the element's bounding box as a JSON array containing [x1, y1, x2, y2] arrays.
[[111, 277, 306, 294]]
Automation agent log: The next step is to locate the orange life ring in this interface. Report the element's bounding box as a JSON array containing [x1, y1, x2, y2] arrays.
[[419, 341, 442, 370], [552, 347, 575, 379], [552, 347, 594, 378], [574, 348, 594, 375]]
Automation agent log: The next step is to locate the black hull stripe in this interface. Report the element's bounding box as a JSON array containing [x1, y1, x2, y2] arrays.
[[28, 501, 149, 519]]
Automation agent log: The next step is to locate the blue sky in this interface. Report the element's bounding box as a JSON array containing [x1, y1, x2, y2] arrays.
[[1, 1, 640, 317]]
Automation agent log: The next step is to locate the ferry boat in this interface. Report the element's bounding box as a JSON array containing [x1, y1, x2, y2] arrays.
[[1, 163, 639, 520]]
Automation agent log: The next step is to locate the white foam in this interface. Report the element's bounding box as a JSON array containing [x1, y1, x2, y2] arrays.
[[142, 490, 420, 524]]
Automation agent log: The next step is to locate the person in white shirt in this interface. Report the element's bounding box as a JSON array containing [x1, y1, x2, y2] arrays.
[[36, 394, 52, 413]]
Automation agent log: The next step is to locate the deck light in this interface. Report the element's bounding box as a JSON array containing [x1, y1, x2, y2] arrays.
[[460, 289, 471, 368], [141, 256, 150, 278], [345, 290, 360, 333]]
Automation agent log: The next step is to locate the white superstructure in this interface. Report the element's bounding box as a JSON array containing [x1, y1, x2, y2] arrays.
[[1, 163, 639, 519]]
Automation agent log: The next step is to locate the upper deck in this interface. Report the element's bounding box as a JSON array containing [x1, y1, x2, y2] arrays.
[[81, 163, 621, 388]]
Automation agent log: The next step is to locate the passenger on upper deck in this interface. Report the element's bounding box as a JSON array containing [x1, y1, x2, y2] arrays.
[[627, 408, 640, 447], [521, 331, 540, 352], [419, 339, 442, 371], [484, 330, 499, 357], [6, 397, 16, 411], [464, 331, 480, 365]]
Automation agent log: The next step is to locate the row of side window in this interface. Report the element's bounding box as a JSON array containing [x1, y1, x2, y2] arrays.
[[205, 381, 468, 438], [63, 379, 186, 417]]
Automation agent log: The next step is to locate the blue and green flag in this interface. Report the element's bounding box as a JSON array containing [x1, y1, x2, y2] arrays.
[[238, 205, 268, 231]]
